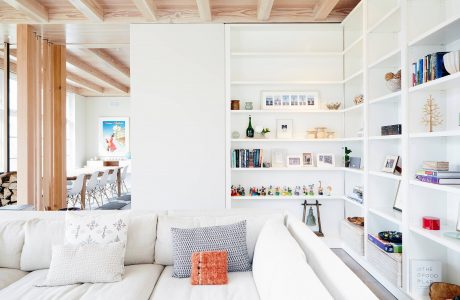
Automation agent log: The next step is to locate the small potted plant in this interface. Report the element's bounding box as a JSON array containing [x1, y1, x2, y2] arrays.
[[344, 147, 352, 167], [262, 128, 271, 138]]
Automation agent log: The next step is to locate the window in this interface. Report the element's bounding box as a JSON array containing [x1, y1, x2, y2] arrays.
[[66, 93, 76, 170]]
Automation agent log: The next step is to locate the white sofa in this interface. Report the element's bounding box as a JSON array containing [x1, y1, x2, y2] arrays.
[[0, 209, 377, 300]]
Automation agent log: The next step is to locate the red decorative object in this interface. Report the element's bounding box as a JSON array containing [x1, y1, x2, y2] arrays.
[[423, 216, 440, 230], [191, 251, 228, 285]]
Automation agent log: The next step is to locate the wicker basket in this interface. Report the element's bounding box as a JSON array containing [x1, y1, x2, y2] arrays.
[[386, 78, 401, 92]]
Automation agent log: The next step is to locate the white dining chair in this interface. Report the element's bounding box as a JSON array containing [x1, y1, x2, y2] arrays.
[[67, 174, 85, 209], [121, 166, 129, 193], [86, 171, 100, 209], [97, 170, 110, 204], [106, 170, 118, 198]]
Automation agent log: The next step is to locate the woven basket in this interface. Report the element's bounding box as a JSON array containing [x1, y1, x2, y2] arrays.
[[386, 78, 401, 92]]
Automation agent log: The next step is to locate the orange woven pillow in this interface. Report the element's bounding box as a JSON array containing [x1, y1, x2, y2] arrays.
[[191, 251, 228, 285]]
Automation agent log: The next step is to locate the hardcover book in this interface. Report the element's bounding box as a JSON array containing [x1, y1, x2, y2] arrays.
[[368, 234, 403, 253]]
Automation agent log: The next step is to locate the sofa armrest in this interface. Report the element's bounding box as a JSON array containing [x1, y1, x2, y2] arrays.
[[286, 217, 378, 300]]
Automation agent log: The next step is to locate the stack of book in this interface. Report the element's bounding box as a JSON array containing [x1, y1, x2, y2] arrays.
[[411, 52, 449, 86], [415, 161, 460, 185], [231, 149, 263, 168], [368, 234, 402, 253]]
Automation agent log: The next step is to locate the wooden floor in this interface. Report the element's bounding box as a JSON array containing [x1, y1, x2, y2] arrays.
[[332, 249, 397, 300]]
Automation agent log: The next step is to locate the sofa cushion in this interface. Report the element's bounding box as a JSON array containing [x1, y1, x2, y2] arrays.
[[155, 214, 283, 265], [125, 214, 157, 265], [0, 220, 25, 269], [0, 268, 28, 290], [0, 264, 164, 300], [252, 219, 332, 300], [150, 266, 259, 300]]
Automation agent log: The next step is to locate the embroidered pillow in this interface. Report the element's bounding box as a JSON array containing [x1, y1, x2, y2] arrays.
[[191, 251, 228, 285], [65, 212, 129, 248], [171, 220, 251, 278], [38, 242, 125, 286]]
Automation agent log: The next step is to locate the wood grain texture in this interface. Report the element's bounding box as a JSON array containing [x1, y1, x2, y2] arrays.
[[87, 48, 130, 78], [2, 43, 10, 173], [3, 0, 48, 22], [257, 0, 275, 21], [67, 0, 104, 22], [131, 0, 158, 20], [314, 0, 341, 20], [67, 71, 105, 93], [196, 0, 211, 21]]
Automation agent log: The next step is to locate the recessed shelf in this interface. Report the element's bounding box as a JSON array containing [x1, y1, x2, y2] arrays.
[[367, 6, 400, 34], [410, 225, 460, 253], [344, 70, 363, 83], [369, 91, 401, 105], [230, 80, 343, 86], [343, 168, 364, 175], [230, 109, 344, 114], [369, 135, 402, 140], [368, 48, 401, 69], [369, 207, 402, 225], [410, 179, 460, 194], [231, 52, 343, 57], [231, 195, 344, 201], [409, 71, 460, 93], [231, 167, 345, 172], [342, 103, 364, 113], [369, 171, 402, 181], [343, 36, 363, 54], [231, 138, 363, 143], [409, 15, 460, 46], [409, 130, 460, 138], [343, 196, 364, 208], [341, 137, 364, 142]]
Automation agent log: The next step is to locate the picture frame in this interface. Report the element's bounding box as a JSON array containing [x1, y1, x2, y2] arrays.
[[410, 260, 442, 297], [382, 155, 399, 173], [393, 182, 403, 212], [302, 152, 314, 167], [286, 155, 302, 168], [271, 149, 286, 168], [98, 117, 130, 157], [349, 157, 361, 169], [276, 119, 293, 139], [317, 153, 335, 167], [261, 91, 319, 111]]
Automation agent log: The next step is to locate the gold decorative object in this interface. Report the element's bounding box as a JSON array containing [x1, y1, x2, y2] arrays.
[[327, 131, 336, 139], [354, 95, 364, 105], [326, 102, 341, 110], [306, 129, 317, 139], [421, 95, 443, 132], [315, 127, 327, 139], [385, 70, 402, 92]]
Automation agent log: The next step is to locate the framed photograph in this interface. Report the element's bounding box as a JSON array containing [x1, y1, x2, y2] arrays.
[[302, 152, 314, 167], [317, 153, 335, 167], [349, 157, 361, 169], [261, 91, 319, 111], [98, 117, 130, 157], [276, 119, 293, 139], [286, 155, 302, 168], [393, 182, 403, 212], [271, 149, 286, 168], [382, 155, 399, 173]]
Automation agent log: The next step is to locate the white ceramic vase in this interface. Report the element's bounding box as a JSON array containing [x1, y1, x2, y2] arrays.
[[443, 51, 460, 75]]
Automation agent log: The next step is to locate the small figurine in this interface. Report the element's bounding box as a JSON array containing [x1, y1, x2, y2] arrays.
[[236, 185, 245, 196], [326, 185, 333, 196], [303, 185, 309, 196], [267, 185, 274, 196], [287, 187, 292, 196], [231, 185, 237, 196], [294, 186, 301, 196], [308, 184, 315, 196], [318, 181, 323, 196], [260, 186, 266, 196], [275, 186, 280, 196]]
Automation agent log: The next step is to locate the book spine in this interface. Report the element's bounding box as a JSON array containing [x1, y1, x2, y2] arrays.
[[416, 175, 440, 184], [416, 170, 460, 178], [412, 63, 417, 86], [419, 59, 423, 84], [367, 234, 394, 253]]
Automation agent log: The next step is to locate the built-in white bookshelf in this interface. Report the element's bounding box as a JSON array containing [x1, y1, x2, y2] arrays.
[[226, 1, 460, 298]]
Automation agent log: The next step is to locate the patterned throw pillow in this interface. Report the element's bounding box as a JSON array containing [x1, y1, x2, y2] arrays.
[[65, 212, 129, 249], [171, 220, 251, 278], [191, 251, 228, 285]]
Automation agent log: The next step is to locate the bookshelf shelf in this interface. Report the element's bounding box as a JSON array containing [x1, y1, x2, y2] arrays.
[[369, 91, 401, 105], [409, 15, 460, 46], [369, 171, 402, 181], [410, 180, 460, 194], [231, 52, 342, 57], [409, 71, 460, 93], [343, 168, 365, 175], [230, 80, 343, 86], [344, 70, 363, 83], [343, 103, 364, 113], [343, 196, 364, 208], [369, 207, 402, 226], [368, 135, 402, 140], [343, 36, 363, 54], [367, 5, 400, 34], [410, 225, 460, 254], [231, 195, 344, 201], [231, 138, 362, 143], [368, 48, 401, 69], [231, 167, 345, 172], [230, 109, 343, 114], [409, 131, 460, 138]]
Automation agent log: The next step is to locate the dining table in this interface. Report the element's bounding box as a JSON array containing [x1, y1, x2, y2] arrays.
[[67, 166, 122, 209]]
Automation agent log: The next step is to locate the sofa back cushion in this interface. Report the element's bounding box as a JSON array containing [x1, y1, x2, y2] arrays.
[[20, 213, 158, 271], [155, 213, 284, 265], [252, 219, 333, 300], [0, 220, 25, 269]]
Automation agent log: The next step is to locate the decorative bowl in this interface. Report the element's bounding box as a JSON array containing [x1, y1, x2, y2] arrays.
[[443, 51, 460, 75], [386, 78, 401, 92], [326, 102, 341, 110]]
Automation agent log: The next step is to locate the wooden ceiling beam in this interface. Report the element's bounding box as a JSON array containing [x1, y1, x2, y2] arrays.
[[3, 0, 48, 23], [314, 0, 341, 20], [67, 0, 104, 22], [67, 72, 105, 94], [131, 0, 158, 21], [257, 0, 275, 21], [66, 84, 82, 95], [87, 48, 130, 79], [196, 0, 212, 22], [66, 52, 129, 94]]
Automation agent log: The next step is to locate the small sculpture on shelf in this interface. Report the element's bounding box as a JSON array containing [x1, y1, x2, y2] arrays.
[[308, 184, 315, 196], [326, 185, 333, 196], [344, 147, 352, 167], [275, 187, 280, 196], [267, 185, 274, 196], [318, 181, 323, 196], [294, 186, 301, 196], [384, 70, 401, 92], [354, 94, 364, 105], [326, 102, 341, 110], [260, 186, 266, 196], [231, 185, 245, 196], [421, 95, 443, 132]]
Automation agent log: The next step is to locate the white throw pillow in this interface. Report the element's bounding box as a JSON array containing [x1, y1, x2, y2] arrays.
[[38, 242, 125, 286], [65, 212, 129, 247]]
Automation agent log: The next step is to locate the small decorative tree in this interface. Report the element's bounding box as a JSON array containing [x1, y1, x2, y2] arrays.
[[344, 147, 352, 167], [421, 95, 443, 132]]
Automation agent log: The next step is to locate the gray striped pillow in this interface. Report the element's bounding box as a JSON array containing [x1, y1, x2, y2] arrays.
[[170, 220, 251, 278]]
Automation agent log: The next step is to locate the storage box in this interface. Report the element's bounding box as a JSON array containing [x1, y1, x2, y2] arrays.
[[340, 220, 364, 256], [366, 241, 403, 288]]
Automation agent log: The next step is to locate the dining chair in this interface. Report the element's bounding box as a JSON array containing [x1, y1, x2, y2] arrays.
[[67, 174, 85, 209], [86, 171, 100, 209], [121, 166, 129, 193], [97, 170, 110, 204], [106, 170, 118, 198]]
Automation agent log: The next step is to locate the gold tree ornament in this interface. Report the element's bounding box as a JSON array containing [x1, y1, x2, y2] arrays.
[[421, 95, 443, 132]]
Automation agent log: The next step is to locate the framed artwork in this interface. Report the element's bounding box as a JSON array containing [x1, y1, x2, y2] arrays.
[[349, 157, 361, 169], [393, 182, 403, 212], [286, 155, 302, 168], [276, 119, 293, 139], [98, 117, 130, 157], [317, 153, 335, 167], [382, 155, 399, 173], [302, 152, 314, 167], [271, 149, 286, 168], [261, 91, 319, 111]]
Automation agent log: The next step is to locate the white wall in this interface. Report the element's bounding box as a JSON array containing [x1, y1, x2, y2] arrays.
[[130, 24, 226, 210], [74, 94, 87, 168]]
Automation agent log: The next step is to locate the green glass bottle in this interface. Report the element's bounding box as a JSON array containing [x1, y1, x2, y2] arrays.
[[246, 115, 254, 138]]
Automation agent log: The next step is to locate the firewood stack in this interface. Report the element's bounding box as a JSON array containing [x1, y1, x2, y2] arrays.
[[0, 172, 18, 206]]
